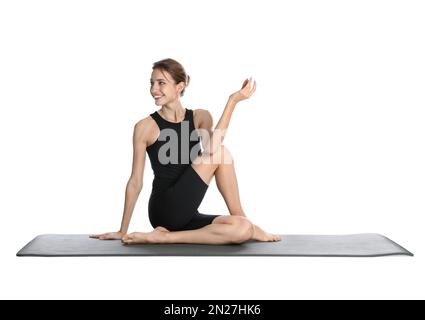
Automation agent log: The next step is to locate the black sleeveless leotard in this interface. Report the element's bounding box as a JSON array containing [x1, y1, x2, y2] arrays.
[[146, 108, 220, 231]]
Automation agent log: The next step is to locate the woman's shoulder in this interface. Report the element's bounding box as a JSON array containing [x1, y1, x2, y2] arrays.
[[135, 113, 156, 129], [193, 108, 213, 128], [193, 108, 210, 116], [193, 108, 212, 120], [133, 113, 159, 143]]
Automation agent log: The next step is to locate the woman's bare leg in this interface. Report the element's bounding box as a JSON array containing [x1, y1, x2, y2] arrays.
[[191, 145, 281, 242], [122, 215, 272, 245], [211, 147, 281, 241], [213, 147, 245, 215]]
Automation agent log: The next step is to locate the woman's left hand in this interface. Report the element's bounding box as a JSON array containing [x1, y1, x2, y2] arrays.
[[229, 77, 256, 103]]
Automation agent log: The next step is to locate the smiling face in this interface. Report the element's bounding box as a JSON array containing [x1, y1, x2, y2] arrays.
[[150, 69, 185, 105]]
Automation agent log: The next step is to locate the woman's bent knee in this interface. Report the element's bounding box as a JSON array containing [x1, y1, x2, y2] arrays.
[[195, 144, 233, 166]]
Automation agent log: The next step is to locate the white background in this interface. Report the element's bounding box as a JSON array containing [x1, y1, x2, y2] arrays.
[[1, 0, 424, 299]]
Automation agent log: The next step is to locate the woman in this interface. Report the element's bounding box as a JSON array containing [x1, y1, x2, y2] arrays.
[[90, 58, 281, 245]]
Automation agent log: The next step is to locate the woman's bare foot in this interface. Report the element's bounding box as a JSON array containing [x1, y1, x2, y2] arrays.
[[122, 226, 170, 244], [252, 224, 282, 242]]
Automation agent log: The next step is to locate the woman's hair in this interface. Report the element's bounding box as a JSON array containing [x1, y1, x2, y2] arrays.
[[152, 58, 190, 97]]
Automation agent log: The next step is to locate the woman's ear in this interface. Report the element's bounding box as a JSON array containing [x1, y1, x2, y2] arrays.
[[178, 81, 186, 94]]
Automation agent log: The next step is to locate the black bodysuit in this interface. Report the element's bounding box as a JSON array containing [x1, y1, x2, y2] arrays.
[[146, 108, 219, 231]]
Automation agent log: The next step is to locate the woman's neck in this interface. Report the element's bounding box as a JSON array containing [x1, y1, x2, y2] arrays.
[[159, 104, 186, 122]]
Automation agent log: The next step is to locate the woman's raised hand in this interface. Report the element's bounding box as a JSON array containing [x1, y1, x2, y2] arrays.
[[89, 231, 125, 240], [229, 77, 257, 103]]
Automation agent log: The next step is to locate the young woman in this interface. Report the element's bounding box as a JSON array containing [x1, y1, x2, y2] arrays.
[[90, 58, 281, 245]]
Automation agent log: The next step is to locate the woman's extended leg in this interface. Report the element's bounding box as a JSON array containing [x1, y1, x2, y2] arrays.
[[191, 145, 282, 242], [122, 215, 276, 245]]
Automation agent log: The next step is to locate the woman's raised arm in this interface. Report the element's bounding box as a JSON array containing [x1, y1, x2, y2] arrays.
[[199, 77, 256, 155]]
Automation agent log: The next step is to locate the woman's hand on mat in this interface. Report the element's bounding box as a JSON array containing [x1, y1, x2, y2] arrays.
[[89, 231, 125, 240], [229, 77, 256, 103]]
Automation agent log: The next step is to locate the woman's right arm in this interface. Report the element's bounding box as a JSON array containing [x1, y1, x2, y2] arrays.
[[201, 77, 256, 155], [90, 120, 148, 240]]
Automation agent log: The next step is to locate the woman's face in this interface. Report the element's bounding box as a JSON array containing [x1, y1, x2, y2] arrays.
[[150, 69, 184, 105]]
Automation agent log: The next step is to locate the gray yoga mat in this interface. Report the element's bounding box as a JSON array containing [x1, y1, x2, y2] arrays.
[[16, 233, 412, 257]]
